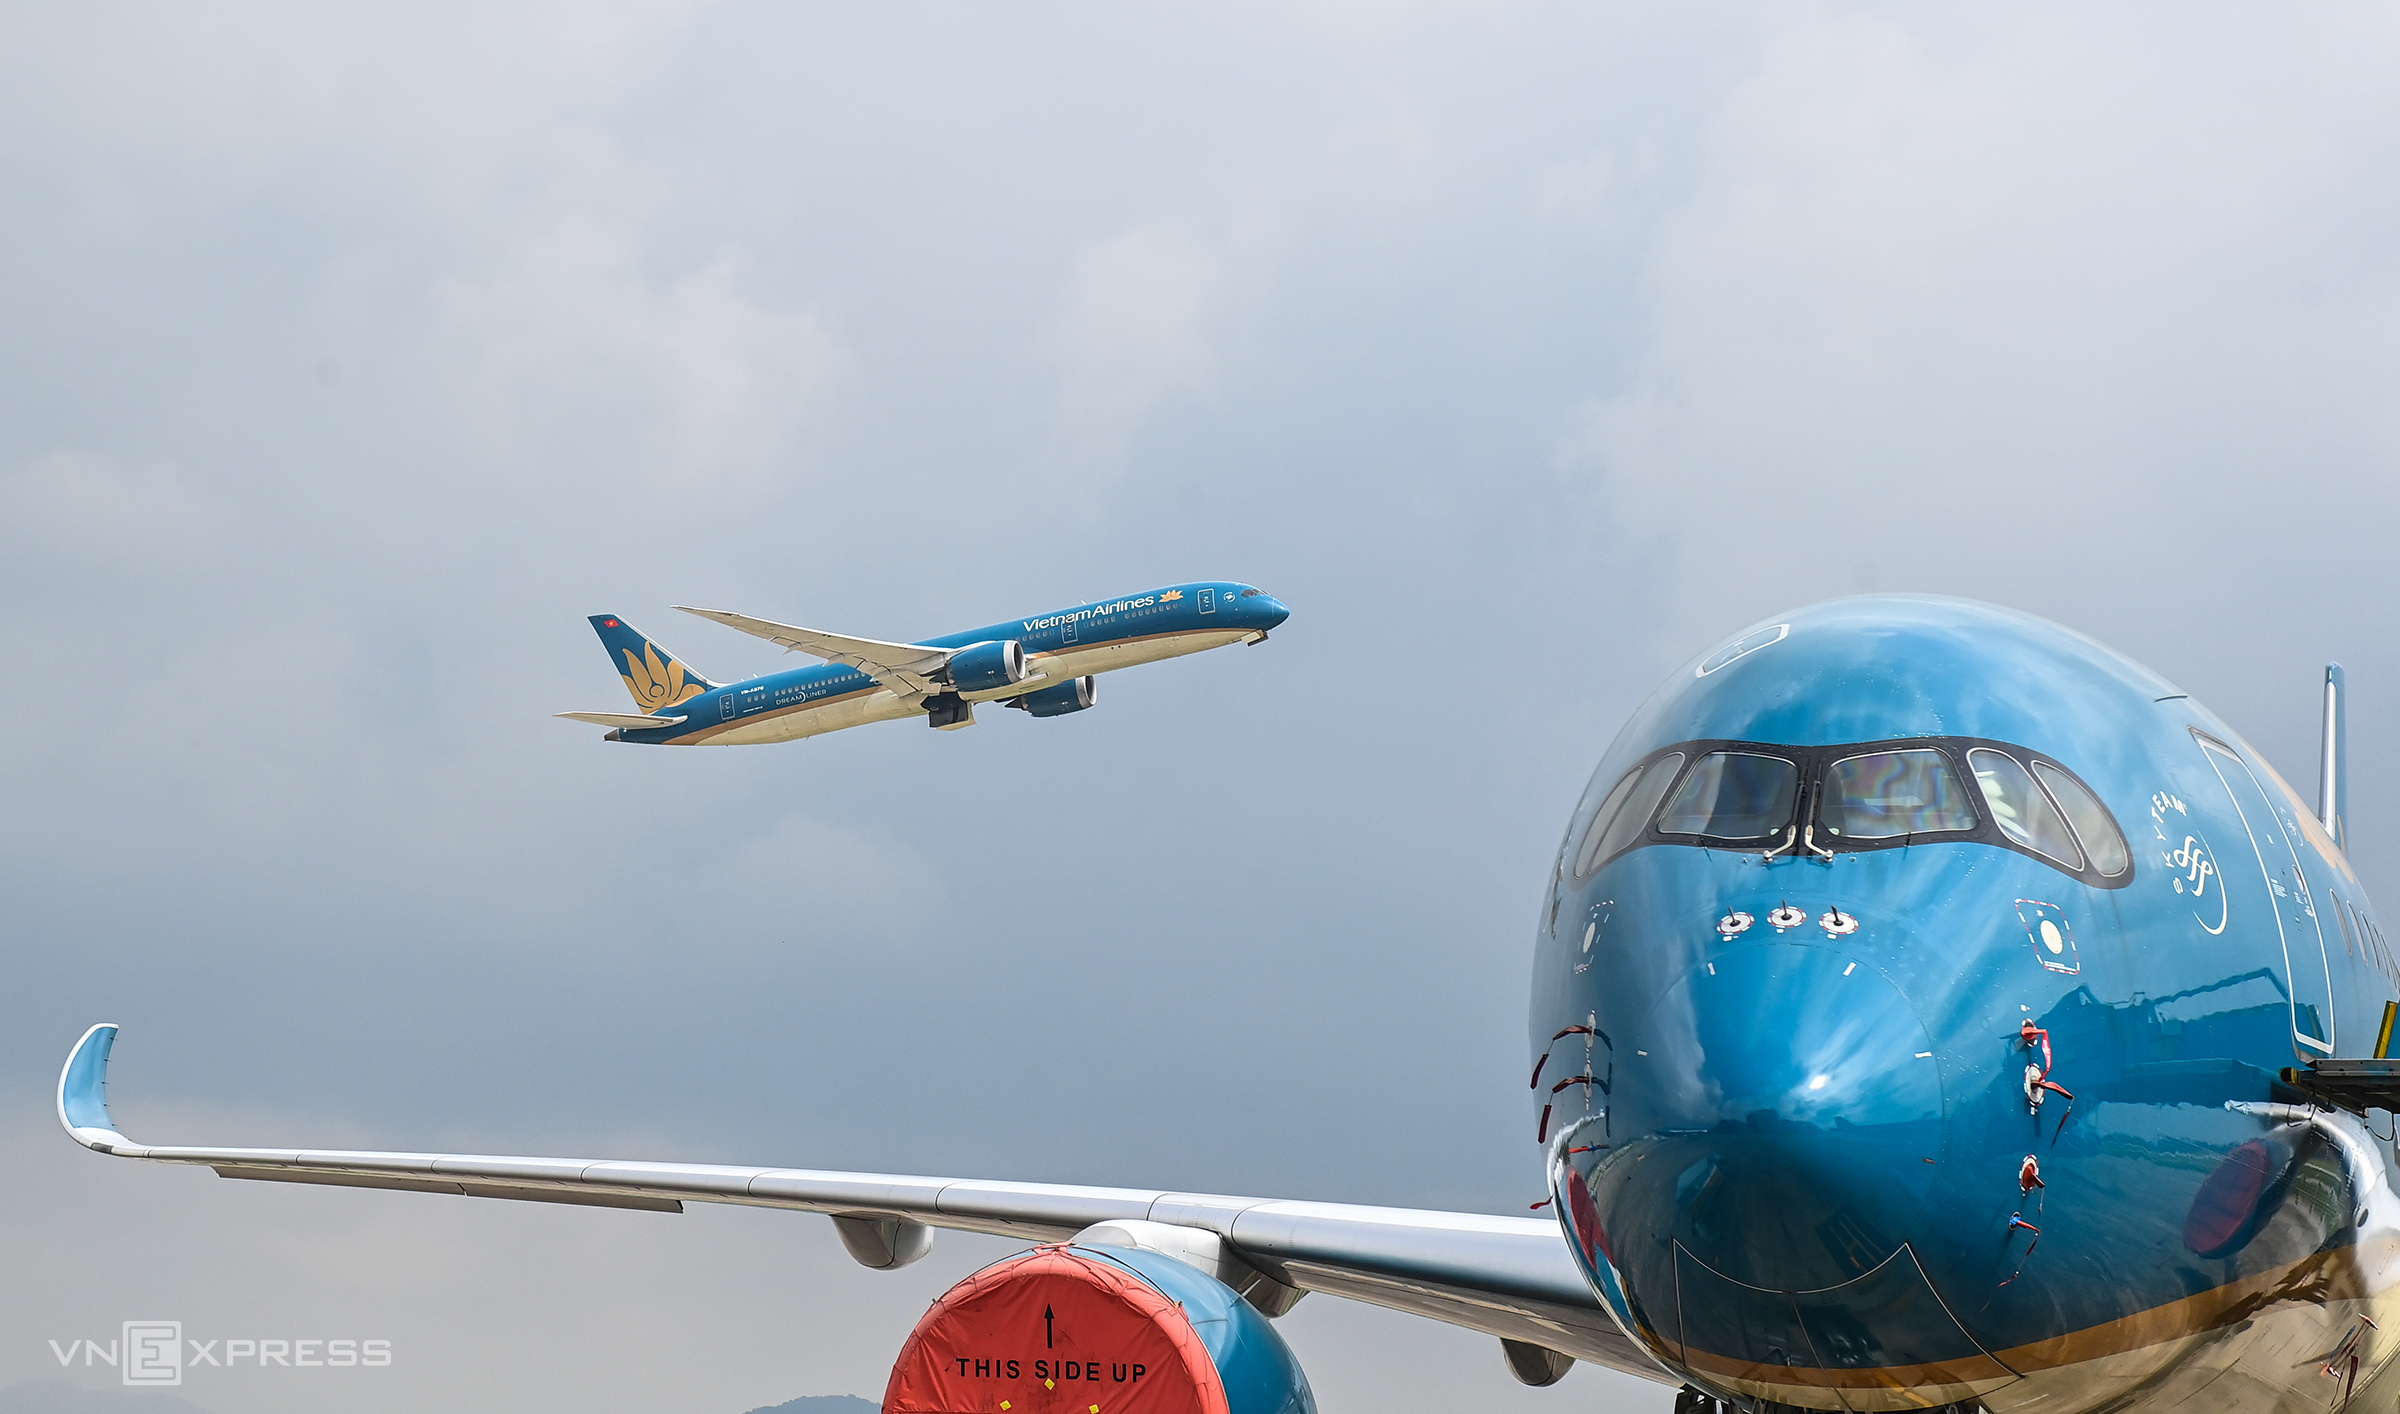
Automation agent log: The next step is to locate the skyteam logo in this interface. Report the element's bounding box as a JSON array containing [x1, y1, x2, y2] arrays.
[[47, 1322, 391, 1386]]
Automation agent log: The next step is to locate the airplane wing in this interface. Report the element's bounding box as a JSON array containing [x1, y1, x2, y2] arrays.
[[673, 606, 952, 701], [57, 1024, 1657, 1383], [553, 712, 691, 730]]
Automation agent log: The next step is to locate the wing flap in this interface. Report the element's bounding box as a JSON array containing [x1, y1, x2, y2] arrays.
[[457, 1184, 683, 1212], [214, 1164, 685, 1211], [215, 1166, 467, 1196], [57, 1025, 1659, 1382]]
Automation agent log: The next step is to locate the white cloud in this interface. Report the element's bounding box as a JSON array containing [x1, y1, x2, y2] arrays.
[[444, 229, 845, 483], [1, 449, 236, 573], [1560, 6, 2400, 648], [1047, 228, 1221, 470]]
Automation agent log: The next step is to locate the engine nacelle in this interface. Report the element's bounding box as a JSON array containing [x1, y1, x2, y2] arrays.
[[884, 1242, 1314, 1414], [948, 639, 1028, 693], [1012, 675, 1097, 717]]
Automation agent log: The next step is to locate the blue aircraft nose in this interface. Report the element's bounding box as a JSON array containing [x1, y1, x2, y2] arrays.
[[1563, 940, 1981, 1393], [1555, 936, 2025, 1392], [1635, 944, 1942, 1291], [1252, 593, 1290, 629], [1564, 936, 2016, 1392]]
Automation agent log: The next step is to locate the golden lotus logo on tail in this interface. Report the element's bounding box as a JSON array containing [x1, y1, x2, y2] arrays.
[[621, 644, 706, 713]]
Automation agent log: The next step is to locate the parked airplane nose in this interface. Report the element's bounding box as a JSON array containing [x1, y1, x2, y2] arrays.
[[1617, 943, 1944, 1295], [1561, 941, 2022, 1401]]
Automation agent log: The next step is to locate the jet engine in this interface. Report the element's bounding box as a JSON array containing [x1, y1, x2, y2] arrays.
[[948, 640, 1029, 693], [884, 1241, 1314, 1414], [1010, 676, 1097, 717]]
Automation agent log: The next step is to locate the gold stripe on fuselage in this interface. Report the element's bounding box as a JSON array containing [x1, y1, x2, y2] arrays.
[[1670, 1244, 2381, 1412]]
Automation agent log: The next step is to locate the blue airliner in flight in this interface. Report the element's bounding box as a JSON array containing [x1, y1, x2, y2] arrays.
[[60, 596, 2400, 1413], [555, 582, 1290, 743]]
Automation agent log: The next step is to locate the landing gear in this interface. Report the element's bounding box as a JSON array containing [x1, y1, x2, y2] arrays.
[[923, 692, 974, 730]]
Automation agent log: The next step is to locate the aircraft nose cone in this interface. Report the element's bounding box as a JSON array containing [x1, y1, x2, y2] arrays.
[[1257, 595, 1290, 628], [1626, 944, 1943, 1293]]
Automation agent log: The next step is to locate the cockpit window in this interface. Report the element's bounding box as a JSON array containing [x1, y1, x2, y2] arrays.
[[1562, 735, 2133, 887], [1819, 749, 1975, 839], [1570, 767, 1641, 880], [1967, 748, 2082, 869], [2032, 762, 2130, 877], [1573, 753, 1684, 879], [1656, 752, 1799, 840]]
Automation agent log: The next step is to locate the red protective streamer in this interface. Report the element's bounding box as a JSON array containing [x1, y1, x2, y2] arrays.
[[2000, 1156, 2046, 1287], [2020, 1021, 2077, 1142]]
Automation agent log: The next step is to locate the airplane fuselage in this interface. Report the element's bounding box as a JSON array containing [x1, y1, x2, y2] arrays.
[[614, 582, 1285, 745], [1536, 596, 2396, 1412]]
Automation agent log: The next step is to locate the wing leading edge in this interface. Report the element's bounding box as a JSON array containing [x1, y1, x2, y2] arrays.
[[56, 1024, 1656, 1381]]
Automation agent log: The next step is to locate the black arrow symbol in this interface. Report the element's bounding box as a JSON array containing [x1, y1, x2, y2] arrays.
[[1044, 1304, 1055, 1349]]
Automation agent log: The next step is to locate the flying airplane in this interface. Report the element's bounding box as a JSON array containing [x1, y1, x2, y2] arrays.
[[555, 581, 1291, 743], [60, 595, 2400, 1413]]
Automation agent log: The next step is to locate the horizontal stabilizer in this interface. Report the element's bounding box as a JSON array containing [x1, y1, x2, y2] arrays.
[[554, 712, 689, 730]]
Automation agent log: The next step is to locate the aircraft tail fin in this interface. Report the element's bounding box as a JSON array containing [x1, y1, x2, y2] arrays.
[[588, 615, 716, 714], [2321, 662, 2349, 851]]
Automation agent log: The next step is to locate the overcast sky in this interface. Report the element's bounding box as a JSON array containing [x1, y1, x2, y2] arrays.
[[6, 4, 2400, 1411]]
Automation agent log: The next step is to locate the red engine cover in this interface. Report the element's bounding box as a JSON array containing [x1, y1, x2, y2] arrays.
[[884, 1245, 1227, 1414]]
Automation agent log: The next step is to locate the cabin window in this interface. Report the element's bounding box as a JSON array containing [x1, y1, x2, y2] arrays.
[[2350, 900, 2391, 978], [2336, 894, 2362, 960], [1573, 753, 1685, 879], [1819, 749, 1976, 839], [2031, 762, 2130, 877], [1656, 752, 1799, 840], [1967, 749, 2083, 869]]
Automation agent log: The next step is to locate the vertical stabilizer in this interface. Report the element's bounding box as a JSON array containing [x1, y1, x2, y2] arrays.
[[588, 615, 716, 714], [2321, 662, 2349, 852]]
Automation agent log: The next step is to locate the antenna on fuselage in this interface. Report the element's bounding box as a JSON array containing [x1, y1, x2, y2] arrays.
[[2321, 663, 2349, 852]]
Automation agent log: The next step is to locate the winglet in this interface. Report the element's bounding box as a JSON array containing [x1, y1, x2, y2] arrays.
[[58, 1023, 130, 1152]]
